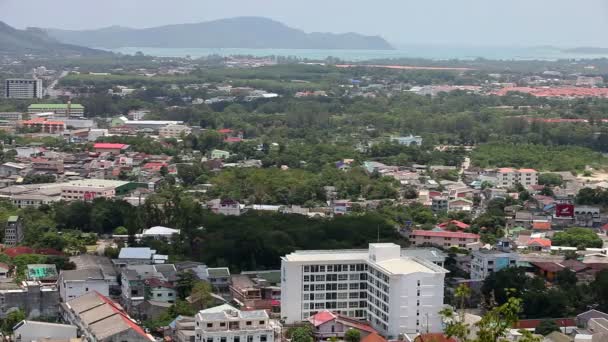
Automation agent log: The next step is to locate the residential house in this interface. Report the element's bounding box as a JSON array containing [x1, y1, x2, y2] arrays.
[[59, 268, 109, 302], [114, 247, 169, 267], [307, 310, 377, 340], [61, 291, 154, 341], [409, 230, 481, 251], [0, 162, 27, 177], [431, 197, 449, 213], [211, 149, 231, 160], [390, 135, 423, 146], [93, 143, 130, 154], [209, 199, 242, 216], [120, 264, 177, 316], [194, 304, 276, 342]]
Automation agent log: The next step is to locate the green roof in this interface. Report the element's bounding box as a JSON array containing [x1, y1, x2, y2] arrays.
[[7, 216, 18, 223], [26, 264, 58, 281], [28, 103, 84, 109]]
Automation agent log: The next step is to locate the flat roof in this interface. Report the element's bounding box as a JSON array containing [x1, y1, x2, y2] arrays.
[[374, 257, 447, 275], [282, 250, 368, 262], [29, 103, 84, 109]]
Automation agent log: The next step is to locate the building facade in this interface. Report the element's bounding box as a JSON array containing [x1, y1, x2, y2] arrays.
[[4, 215, 24, 247], [280, 243, 447, 339], [470, 250, 518, 280], [409, 230, 480, 251], [59, 268, 110, 302], [28, 103, 84, 117], [194, 304, 275, 342], [159, 124, 193, 138], [5, 79, 43, 99], [495, 168, 538, 188]]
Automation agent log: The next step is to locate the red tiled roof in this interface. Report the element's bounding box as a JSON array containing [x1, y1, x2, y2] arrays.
[[224, 137, 242, 143], [414, 334, 456, 342], [411, 230, 480, 239], [513, 318, 576, 329], [308, 310, 336, 327], [531, 262, 564, 273], [527, 238, 552, 247], [94, 143, 128, 150], [0, 262, 10, 271], [438, 220, 470, 230], [560, 259, 588, 272], [3, 247, 63, 258], [336, 315, 377, 334], [601, 223, 608, 231], [217, 129, 233, 134], [142, 162, 167, 171]]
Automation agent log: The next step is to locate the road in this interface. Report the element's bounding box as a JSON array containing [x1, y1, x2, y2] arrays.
[[45, 70, 68, 98]]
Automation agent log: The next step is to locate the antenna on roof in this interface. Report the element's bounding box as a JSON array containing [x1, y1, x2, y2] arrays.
[[377, 225, 380, 243]]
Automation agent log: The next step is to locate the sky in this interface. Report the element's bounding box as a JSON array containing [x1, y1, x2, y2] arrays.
[[1, 0, 608, 47]]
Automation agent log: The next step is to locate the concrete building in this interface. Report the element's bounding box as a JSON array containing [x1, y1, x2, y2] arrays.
[[13, 320, 77, 341], [390, 135, 423, 146], [5, 78, 43, 99], [28, 103, 84, 117], [4, 215, 24, 247], [60, 179, 131, 201], [0, 112, 23, 121], [409, 230, 480, 251], [495, 168, 538, 188], [159, 124, 192, 138], [280, 243, 447, 339], [19, 117, 66, 133], [115, 247, 169, 266], [431, 197, 449, 213], [0, 281, 59, 319], [59, 268, 109, 302], [194, 304, 276, 342], [470, 250, 518, 280], [61, 291, 154, 341]]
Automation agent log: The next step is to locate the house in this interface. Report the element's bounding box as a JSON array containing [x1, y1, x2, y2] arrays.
[[437, 220, 470, 231], [211, 149, 231, 160], [0, 162, 27, 177], [527, 238, 552, 251], [93, 143, 129, 154], [120, 264, 177, 315], [12, 320, 77, 342], [448, 198, 473, 212], [61, 291, 154, 341], [431, 197, 449, 213], [532, 220, 552, 231], [577, 309, 608, 328], [0, 262, 10, 278], [409, 230, 481, 250], [59, 268, 109, 302], [26, 264, 58, 284], [194, 304, 276, 342], [209, 199, 242, 216], [413, 334, 456, 342], [307, 310, 377, 340]]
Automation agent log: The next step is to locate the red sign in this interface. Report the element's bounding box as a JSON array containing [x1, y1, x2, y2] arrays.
[[84, 191, 96, 201], [555, 204, 574, 217]]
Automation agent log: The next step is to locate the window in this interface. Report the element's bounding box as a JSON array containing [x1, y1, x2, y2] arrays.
[[246, 321, 252, 326], [235, 337, 240, 342], [221, 338, 227, 342], [207, 338, 214, 342], [157, 293, 162, 297], [247, 336, 253, 342], [259, 321, 265, 325], [261, 336, 267, 342], [168, 293, 173, 297], [207, 323, 213, 328]]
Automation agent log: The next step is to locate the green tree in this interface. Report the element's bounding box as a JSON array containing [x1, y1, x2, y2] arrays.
[[113, 226, 128, 235], [290, 326, 314, 342], [189, 281, 214, 310], [344, 329, 361, 342], [552, 228, 603, 248], [535, 320, 559, 336], [2, 308, 25, 333], [175, 271, 196, 300]]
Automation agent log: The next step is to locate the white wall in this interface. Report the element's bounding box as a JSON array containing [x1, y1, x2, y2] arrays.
[[60, 279, 109, 302]]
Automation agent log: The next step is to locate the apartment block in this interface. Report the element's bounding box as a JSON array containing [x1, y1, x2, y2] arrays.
[[159, 124, 192, 138], [4, 215, 24, 247], [470, 250, 518, 280], [5, 79, 43, 99], [496, 168, 538, 188], [409, 230, 480, 251], [280, 243, 447, 339]]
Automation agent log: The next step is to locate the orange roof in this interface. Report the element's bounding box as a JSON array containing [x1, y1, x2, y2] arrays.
[[308, 310, 336, 327], [414, 334, 456, 342], [519, 168, 537, 173], [361, 333, 387, 342], [528, 238, 552, 247], [532, 221, 551, 230]]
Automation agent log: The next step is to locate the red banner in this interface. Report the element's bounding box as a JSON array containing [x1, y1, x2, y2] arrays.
[[555, 204, 574, 217]]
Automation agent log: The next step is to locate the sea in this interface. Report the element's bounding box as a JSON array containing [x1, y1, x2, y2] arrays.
[[109, 45, 608, 61]]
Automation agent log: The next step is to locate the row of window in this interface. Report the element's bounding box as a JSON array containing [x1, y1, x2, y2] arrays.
[[302, 273, 367, 282], [303, 264, 367, 273], [303, 291, 368, 301], [199, 335, 267, 342], [201, 320, 266, 329], [303, 282, 368, 292], [302, 309, 366, 319]]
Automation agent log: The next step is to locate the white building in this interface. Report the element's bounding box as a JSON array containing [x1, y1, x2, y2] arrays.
[[5, 78, 43, 99], [195, 304, 276, 342], [281, 243, 447, 339], [159, 124, 192, 138], [60, 179, 129, 201], [59, 268, 109, 302], [495, 168, 538, 188], [142, 226, 181, 240], [13, 320, 77, 342]]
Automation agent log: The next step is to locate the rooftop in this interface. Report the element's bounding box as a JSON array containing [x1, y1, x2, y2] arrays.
[[29, 103, 84, 109], [118, 247, 155, 260]]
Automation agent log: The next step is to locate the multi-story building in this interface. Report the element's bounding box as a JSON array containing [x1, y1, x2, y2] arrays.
[[0, 281, 59, 319], [59, 268, 109, 302], [470, 250, 518, 280], [159, 124, 192, 138], [409, 230, 480, 251], [5, 78, 43, 99], [4, 215, 24, 247], [28, 103, 84, 117], [495, 168, 538, 188], [194, 304, 276, 342], [431, 197, 449, 213], [281, 243, 447, 339], [60, 179, 131, 201], [19, 118, 66, 133], [0, 112, 23, 121]]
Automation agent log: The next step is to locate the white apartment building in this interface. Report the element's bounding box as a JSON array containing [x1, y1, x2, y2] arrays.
[[470, 250, 518, 280], [495, 168, 538, 188], [195, 304, 276, 342], [159, 124, 192, 138], [281, 243, 447, 339], [5, 78, 43, 99]]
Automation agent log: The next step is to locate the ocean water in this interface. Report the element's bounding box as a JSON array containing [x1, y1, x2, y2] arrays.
[[109, 45, 608, 61]]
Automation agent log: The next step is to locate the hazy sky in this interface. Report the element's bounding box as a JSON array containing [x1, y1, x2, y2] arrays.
[[1, 0, 607, 47]]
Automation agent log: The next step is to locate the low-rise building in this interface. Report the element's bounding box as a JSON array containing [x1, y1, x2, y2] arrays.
[[28, 103, 84, 117], [115, 247, 168, 266], [194, 304, 276, 342], [390, 135, 423, 146], [13, 320, 77, 341], [160, 124, 192, 138], [495, 168, 538, 188], [61, 291, 154, 341], [93, 143, 130, 154], [59, 268, 109, 302], [60, 179, 131, 201], [409, 230, 480, 251], [470, 250, 518, 280], [211, 149, 231, 160], [0, 281, 59, 319], [20, 117, 66, 133]]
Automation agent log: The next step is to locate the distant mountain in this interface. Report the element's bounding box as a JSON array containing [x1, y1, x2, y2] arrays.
[[0, 21, 108, 56], [46, 17, 394, 50], [562, 46, 608, 54]]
